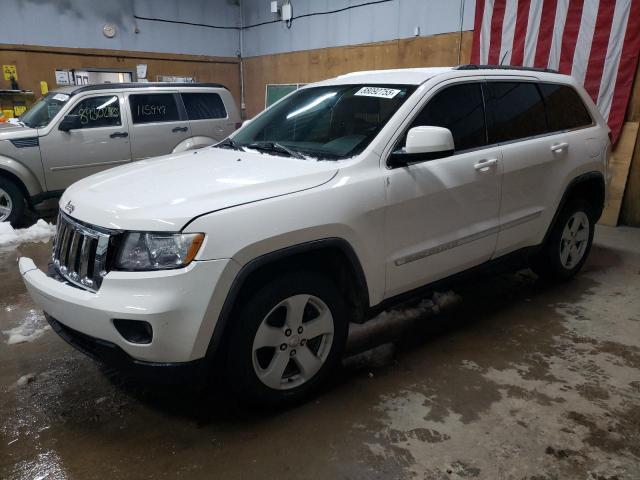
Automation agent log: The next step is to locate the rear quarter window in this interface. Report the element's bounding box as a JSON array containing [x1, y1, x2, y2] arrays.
[[485, 82, 547, 144], [538, 83, 592, 132], [181, 92, 227, 120]]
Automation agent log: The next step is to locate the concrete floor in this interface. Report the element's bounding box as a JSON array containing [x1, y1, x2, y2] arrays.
[[1, 226, 639, 479]]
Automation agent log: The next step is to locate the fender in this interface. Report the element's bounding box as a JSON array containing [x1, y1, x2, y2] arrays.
[[542, 170, 605, 246], [0, 155, 44, 197], [172, 136, 218, 153], [202, 237, 369, 362]]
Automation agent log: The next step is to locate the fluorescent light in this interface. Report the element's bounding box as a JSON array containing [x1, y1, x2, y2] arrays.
[[286, 92, 337, 119]]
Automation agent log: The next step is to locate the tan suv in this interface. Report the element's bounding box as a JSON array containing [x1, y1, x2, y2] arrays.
[[0, 82, 240, 225]]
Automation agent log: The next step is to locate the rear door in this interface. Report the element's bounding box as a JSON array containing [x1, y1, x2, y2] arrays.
[[488, 80, 596, 257], [126, 91, 192, 160], [181, 90, 235, 144], [40, 93, 131, 191]]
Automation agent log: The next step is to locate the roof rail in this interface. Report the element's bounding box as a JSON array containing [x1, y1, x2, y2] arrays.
[[68, 82, 228, 96], [455, 64, 559, 74]]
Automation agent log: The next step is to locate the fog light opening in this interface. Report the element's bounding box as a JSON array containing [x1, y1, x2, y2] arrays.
[[113, 319, 153, 344]]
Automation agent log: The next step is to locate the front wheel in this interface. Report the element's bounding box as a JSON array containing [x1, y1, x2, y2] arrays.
[[530, 200, 595, 281], [225, 271, 348, 407], [0, 177, 26, 227]]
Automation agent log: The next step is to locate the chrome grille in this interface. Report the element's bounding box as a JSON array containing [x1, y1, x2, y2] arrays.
[[52, 213, 110, 291]]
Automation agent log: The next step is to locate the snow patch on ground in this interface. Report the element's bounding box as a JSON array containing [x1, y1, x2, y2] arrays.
[[0, 220, 56, 248], [2, 309, 50, 345]]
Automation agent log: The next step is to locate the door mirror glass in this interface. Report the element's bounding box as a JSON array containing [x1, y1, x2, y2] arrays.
[[58, 114, 82, 132], [389, 126, 454, 167]]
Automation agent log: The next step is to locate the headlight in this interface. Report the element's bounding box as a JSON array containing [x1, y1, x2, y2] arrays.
[[115, 232, 205, 271]]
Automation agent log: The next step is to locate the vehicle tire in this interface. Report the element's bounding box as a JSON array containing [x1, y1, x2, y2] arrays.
[[225, 270, 349, 408], [530, 199, 595, 282], [0, 177, 25, 227]]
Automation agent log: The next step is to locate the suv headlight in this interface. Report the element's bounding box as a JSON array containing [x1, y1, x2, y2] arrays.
[[115, 232, 205, 271]]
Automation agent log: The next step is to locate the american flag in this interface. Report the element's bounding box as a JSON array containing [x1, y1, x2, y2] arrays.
[[470, 0, 640, 144]]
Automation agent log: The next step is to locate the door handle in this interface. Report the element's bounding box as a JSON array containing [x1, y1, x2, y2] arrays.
[[474, 158, 498, 170], [551, 142, 569, 153], [109, 132, 128, 138], [172, 126, 188, 133]]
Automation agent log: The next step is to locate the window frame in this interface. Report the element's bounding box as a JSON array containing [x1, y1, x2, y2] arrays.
[[64, 94, 123, 130], [385, 78, 597, 169], [180, 91, 229, 122], [386, 79, 491, 168], [127, 92, 186, 126]]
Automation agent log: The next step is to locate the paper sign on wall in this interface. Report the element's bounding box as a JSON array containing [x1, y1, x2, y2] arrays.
[[354, 87, 401, 99], [2, 65, 18, 81], [55, 69, 71, 85], [136, 64, 147, 79]]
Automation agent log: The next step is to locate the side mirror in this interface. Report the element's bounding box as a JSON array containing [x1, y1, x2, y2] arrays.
[[389, 126, 455, 167], [58, 114, 82, 132]]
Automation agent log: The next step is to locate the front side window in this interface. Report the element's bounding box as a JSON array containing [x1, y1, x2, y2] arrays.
[[402, 82, 487, 152], [230, 84, 416, 160], [129, 93, 180, 124], [181, 92, 226, 120], [20, 92, 70, 128], [539, 83, 592, 132], [68, 95, 121, 129], [485, 82, 547, 143]]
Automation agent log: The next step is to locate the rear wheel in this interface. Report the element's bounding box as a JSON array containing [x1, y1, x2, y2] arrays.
[[225, 271, 348, 407], [0, 177, 25, 227], [530, 200, 595, 281]]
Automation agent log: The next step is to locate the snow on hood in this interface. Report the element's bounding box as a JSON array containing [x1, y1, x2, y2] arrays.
[[0, 121, 38, 140], [62, 146, 340, 231]]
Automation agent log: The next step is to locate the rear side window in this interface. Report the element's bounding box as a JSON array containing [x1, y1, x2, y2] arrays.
[[485, 82, 547, 143], [407, 82, 486, 151], [539, 83, 592, 132], [181, 92, 227, 120], [129, 93, 180, 124], [69, 95, 121, 129]]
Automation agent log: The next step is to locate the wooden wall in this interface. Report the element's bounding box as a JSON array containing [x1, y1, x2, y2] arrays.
[[243, 31, 472, 118], [0, 44, 241, 105], [620, 59, 640, 226]]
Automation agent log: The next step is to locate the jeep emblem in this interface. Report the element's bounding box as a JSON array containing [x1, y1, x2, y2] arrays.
[[64, 201, 75, 214]]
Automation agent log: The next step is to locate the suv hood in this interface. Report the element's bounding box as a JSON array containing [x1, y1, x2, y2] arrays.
[[0, 122, 38, 140], [62, 147, 339, 231]]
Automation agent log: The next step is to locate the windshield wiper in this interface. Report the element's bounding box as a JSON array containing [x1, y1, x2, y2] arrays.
[[245, 142, 306, 160], [216, 137, 245, 151]]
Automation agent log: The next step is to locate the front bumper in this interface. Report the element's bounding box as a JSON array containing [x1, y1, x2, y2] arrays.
[[19, 256, 239, 363]]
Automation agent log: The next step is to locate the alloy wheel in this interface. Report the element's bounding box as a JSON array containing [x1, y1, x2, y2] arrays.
[[252, 294, 334, 390], [0, 187, 13, 222], [559, 211, 589, 269]]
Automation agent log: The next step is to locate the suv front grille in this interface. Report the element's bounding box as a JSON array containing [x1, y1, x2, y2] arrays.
[[52, 213, 111, 291]]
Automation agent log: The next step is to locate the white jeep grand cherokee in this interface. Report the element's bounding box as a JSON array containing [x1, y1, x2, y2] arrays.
[[20, 66, 608, 405]]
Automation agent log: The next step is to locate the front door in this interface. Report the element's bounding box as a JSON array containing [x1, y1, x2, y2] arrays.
[[126, 92, 192, 160], [384, 81, 502, 298], [40, 93, 131, 191]]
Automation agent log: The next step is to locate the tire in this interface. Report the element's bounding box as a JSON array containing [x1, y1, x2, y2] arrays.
[[225, 271, 349, 407], [0, 177, 26, 227], [530, 199, 595, 282]]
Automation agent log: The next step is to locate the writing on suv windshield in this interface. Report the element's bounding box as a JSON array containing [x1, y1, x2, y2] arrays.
[[227, 84, 416, 160]]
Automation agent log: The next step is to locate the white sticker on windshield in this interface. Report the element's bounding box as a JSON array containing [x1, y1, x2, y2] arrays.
[[354, 87, 401, 99], [52, 93, 70, 102]]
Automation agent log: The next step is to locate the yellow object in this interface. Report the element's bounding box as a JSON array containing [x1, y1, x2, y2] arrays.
[[40, 81, 49, 95], [14, 105, 26, 116], [2, 65, 18, 81], [2, 109, 14, 118]]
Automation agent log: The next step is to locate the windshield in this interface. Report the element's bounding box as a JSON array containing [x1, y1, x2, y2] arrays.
[[20, 92, 70, 128], [230, 84, 416, 160]]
